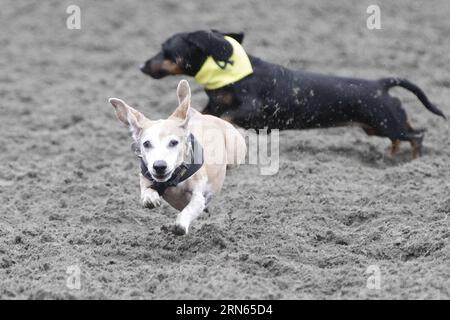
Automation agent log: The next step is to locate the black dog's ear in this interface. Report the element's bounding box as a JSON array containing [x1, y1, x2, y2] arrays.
[[218, 31, 245, 44], [186, 31, 233, 67]]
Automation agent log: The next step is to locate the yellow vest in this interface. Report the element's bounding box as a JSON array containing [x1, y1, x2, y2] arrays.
[[194, 36, 253, 90]]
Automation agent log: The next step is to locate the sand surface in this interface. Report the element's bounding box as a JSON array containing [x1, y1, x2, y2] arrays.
[[0, 0, 449, 299]]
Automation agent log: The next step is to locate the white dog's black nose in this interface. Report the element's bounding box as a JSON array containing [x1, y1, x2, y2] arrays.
[[153, 160, 167, 174]]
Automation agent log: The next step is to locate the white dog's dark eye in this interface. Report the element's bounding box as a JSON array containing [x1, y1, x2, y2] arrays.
[[168, 140, 179, 147], [143, 141, 152, 148]]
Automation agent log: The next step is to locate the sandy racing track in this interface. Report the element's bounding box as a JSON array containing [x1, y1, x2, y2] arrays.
[[0, 0, 449, 299]]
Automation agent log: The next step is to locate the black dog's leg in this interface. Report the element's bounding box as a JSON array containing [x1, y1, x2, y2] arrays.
[[201, 100, 215, 115], [364, 96, 427, 159], [405, 120, 425, 159], [390, 139, 401, 156], [358, 122, 402, 157], [410, 136, 424, 159]]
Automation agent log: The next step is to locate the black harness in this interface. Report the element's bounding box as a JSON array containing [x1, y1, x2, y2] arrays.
[[137, 134, 204, 196]]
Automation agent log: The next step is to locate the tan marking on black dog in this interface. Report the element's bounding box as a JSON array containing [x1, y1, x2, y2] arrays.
[[159, 59, 183, 75], [411, 140, 422, 159], [390, 139, 401, 156], [217, 93, 233, 106]]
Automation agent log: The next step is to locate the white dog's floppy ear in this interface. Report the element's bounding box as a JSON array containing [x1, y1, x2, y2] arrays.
[[109, 98, 146, 141], [170, 80, 192, 127]]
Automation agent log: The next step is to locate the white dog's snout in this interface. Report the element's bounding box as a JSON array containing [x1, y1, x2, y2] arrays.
[[153, 160, 168, 172]]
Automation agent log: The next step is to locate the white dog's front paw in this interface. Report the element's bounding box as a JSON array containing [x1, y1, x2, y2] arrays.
[[172, 223, 188, 236], [141, 189, 161, 209]]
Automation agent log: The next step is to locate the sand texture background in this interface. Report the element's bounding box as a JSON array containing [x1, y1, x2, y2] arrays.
[[0, 0, 449, 299]]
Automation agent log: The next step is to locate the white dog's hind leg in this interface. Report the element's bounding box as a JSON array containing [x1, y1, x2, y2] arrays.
[[173, 190, 206, 235]]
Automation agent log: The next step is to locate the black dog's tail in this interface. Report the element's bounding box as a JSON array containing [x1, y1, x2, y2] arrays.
[[380, 77, 446, 119]]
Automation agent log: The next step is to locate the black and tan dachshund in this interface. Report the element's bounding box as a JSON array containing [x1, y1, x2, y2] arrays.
[[140, 30, 446, 158]]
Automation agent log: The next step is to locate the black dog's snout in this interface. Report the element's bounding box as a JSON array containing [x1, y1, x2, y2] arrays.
[[153, 160, 167, 174], [140, 61, 150, 73], [140, 59, 167, 79]]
